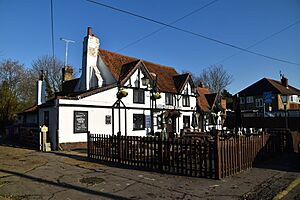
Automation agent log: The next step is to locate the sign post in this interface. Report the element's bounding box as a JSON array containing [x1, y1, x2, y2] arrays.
[[40, 125, 48, 152]]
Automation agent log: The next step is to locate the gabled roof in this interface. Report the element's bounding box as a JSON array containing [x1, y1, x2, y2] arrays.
[[57, 49, 193, 99], [99, 49, 180, 93], [238, 78, 300, 96], [173, 73, 191, 93], [197, 87, 212, 112]]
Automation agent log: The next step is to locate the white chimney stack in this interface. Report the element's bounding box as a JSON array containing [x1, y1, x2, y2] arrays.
[[76, 27, 103, 91], [36, 71, 46, 105]]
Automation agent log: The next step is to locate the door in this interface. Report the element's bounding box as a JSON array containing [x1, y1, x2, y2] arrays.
[[166, 116, 176, 138]]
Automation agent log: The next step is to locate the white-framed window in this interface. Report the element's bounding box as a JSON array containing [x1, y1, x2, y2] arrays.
[[240, 97, 245, 104], [182, 96, 190, 107], [165, 93, 173, 105], [133, 89, 144, 104], [246, 96, 254, 103], [255, 98, 263, 107]]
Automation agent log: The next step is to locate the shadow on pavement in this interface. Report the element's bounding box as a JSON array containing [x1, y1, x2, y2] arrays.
[[253, 153, 300, 173], [0, 168, 129, 200], [51, 151, 164, 176]]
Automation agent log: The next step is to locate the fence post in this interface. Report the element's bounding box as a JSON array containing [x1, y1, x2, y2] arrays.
[[214, 135, 221, 179], [87, 131, 90, 158], [158, 134, 163, 171], [237, 136, 241, 171], [117, 133, 121, 163]]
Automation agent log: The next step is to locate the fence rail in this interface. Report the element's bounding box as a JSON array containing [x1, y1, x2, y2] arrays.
[[88, 130, 289, 179]]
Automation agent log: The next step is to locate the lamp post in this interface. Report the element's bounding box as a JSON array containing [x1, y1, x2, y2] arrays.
[[281, 94, 288, 130], [116, 81, 128, 136], [141, 74, 160, 135]]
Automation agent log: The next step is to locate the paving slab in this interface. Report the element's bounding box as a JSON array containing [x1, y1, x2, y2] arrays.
[[0, 144, 299, 200]]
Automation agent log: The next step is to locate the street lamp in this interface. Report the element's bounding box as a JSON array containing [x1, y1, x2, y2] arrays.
[[281, 94, 288, 130], [141, 74, 161, 135], [141, 76, 150, 86]]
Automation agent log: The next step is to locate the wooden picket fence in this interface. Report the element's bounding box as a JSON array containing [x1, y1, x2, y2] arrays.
[[88, 130, 289, 179], [88, 134, 217, 178]]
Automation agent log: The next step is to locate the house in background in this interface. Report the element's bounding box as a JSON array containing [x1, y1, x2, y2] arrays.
[[237, 76, 300, 117], [196, 83, 226, 132], [34, 27, 197, 150], [17, 105, 38, 127]]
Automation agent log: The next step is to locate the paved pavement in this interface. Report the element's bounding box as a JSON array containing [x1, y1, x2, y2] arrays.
[[0, 143, 299, 200]]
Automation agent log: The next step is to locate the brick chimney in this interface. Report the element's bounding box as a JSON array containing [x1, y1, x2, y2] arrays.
[[62, 66, 73, 82], [281, 76, 288, 88], [198, 81, 204, 88]]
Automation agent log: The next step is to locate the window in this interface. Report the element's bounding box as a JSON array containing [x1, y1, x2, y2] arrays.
[[165, 93, 173, 105], [255, 98, 263, 107], [133, 89, 144, 104], [182, 96, 190, 107], [133, 114, 145, 130], [157, 115, 162, 129], [105, 115, 111, 124], [246, 96, 254, 103], [183, 116, 190, 128], [44, 111, 49, 126], [240, 97, 245, 104]]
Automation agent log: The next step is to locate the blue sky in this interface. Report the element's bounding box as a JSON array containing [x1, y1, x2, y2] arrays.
[[0, 0, 300, 94]]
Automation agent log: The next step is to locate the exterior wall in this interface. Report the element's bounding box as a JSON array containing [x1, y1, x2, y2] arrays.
[[24, 113, 38, 125]]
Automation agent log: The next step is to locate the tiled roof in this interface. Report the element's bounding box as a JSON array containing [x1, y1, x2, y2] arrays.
[[197, 87, 211, 112], [57, 83, 117, 99], [22, 105, 38, 113], [58, 49, 192, 99], [57, 78, 80, 96], [238, 78, 300, 96], [99, 49, 179, 93]]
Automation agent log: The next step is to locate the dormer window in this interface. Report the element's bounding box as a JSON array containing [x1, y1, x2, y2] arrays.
[[165, 93, 173, 105], [133, 89, 144, 104]]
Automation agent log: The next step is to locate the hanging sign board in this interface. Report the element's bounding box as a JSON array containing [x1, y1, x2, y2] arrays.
[[145, 115, 152, 128], [74, 111, 88, 133]]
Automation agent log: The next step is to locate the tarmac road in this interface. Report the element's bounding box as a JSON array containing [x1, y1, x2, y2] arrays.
[[0, 143, 299, 200]]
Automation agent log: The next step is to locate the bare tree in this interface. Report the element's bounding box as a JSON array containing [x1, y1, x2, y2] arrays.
[[194, 65, 233, 94], [0, 59, 37, 130], [31, 55, 64, 98]]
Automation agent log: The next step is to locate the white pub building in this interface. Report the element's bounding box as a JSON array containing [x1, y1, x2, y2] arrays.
[[36, 27, 197, 150]]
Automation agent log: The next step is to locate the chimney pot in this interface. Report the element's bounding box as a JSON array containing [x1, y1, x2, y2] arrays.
[[281, 76, 288, 88], [198, 81, 204, 88], [87, 27, 92, 36]]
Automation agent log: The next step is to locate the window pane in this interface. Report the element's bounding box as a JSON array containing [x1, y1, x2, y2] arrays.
[[183, 116, 190, 128], [133, 114, 144, 130], [166, 93, 173, 105], [133, 89, 144, 103]]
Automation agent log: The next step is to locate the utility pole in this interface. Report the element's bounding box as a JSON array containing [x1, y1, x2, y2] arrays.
[[60, 38, 75, 66]]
